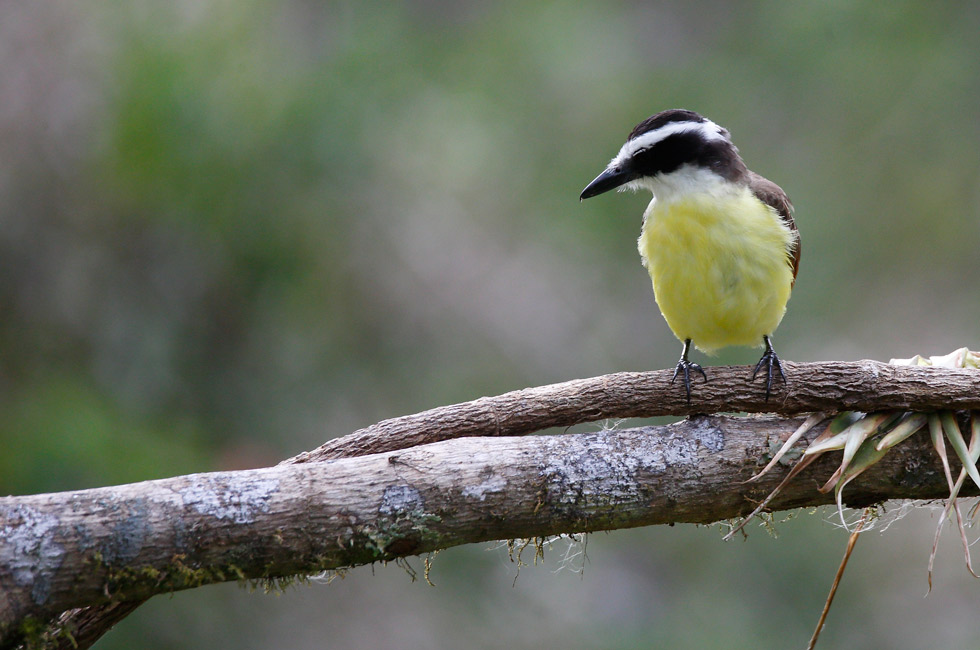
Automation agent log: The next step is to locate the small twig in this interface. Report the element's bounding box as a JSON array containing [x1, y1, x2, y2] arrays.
[[808, 508, 870, 650]]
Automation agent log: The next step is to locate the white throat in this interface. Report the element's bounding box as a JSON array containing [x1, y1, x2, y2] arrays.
[[627, 165, 737, 205]]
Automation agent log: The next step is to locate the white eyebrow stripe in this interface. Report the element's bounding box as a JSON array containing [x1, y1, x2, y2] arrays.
[[609, 119, 728, 169]]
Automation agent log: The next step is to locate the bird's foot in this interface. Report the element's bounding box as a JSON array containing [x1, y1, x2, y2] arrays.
[[751, 336, 786, 401], [671, 357, 707, 403]]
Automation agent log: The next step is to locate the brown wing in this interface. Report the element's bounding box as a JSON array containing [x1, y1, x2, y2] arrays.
[[747, 171, 800, 286]]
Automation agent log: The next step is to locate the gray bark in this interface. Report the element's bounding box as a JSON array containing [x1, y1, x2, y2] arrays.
[[2, 361, 978, 648]]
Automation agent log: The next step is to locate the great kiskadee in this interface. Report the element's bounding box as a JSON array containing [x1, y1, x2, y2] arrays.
[[580, 109, 800, 401]]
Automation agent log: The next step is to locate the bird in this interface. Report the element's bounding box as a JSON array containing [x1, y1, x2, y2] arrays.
[[580, 109, 800, 401]]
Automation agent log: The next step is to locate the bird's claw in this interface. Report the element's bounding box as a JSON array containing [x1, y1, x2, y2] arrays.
[[752, 336, 786, 401], [671, 358, 707, 403]]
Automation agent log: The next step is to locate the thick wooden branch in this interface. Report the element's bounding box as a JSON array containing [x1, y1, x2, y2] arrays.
[[287, 361, 980, 462], [1, 414, 972, 648], [4, 361, 978, 648]]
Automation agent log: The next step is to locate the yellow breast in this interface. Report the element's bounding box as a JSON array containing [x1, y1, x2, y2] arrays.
[[638, 187, 795, 353]]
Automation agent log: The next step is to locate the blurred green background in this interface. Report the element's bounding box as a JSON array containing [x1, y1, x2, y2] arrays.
[[3, 1, 980, 648]]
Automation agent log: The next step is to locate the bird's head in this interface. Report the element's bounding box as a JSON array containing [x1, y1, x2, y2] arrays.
[[580, 109, 746, 200]]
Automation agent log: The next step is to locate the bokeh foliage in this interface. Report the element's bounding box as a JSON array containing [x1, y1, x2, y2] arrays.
[[2, 2, 979, 648]]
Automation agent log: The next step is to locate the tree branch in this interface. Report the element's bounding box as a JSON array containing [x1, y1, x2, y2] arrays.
[[3, 362, 978, 648], [287, 361, 980, 462]]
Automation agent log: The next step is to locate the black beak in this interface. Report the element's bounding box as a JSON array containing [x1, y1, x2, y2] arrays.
[[579, 165, 636, 200]]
